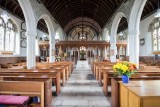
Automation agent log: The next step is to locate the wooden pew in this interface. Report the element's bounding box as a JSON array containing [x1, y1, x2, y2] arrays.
[[37, 63, 70, 81], [36, 64, 66, 85], [37, 61, 73, 80], [0, 69, 61, 95], [97, 66, 113, 85], [111, 75, 160, 107], [93, 62, 115, 76], [0, 81, 44, 107], [2, 77, 52, 107], [0, 69, 65, 85], [53, 61, 74, 74]]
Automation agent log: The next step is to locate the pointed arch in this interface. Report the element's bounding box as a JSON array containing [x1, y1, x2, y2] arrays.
[[110, 12, 127, 43]]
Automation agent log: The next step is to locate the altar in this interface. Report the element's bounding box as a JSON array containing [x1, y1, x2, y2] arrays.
[[76, 60, 89, 69]]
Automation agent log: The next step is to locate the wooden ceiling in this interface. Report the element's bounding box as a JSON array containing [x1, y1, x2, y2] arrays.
[[0, 0, 159, 34]]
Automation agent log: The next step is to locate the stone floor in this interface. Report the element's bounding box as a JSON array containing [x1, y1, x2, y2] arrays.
[[52, 68, 111, 107]]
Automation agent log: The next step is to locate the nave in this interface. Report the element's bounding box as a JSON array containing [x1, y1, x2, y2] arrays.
[[52, 68, 111, 107]]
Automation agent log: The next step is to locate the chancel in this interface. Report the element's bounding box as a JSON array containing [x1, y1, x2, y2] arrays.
[[0, 0, 160, 107]]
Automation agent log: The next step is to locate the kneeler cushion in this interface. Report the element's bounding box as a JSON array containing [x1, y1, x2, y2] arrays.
[[0, 95, 29, 105]]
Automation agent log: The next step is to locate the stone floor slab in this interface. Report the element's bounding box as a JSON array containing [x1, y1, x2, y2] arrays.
[[52, 67, 111, 107]]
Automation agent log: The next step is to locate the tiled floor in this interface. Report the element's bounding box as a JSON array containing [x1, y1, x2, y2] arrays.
[[52, 68, 111, 107]]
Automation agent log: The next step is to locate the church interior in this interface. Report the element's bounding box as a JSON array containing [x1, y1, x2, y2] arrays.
[[0, 0, 160, 107]]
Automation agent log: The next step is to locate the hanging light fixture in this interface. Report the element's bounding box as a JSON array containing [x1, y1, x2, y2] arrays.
[[155, 0, 160, 18], [1, 0, 10, 23]]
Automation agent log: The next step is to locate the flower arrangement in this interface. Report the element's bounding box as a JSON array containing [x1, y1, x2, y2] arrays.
[[113, 61, 137, 77]]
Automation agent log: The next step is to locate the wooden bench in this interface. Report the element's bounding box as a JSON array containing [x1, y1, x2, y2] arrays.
[[53, 61, 74, 74], [97, 66, 113, 85], [37, 63, 70, 82], [93, 62, 114, 76], [37, 62, 73, 81], [0, 69, 61, 95], [1, 77, 52, 107], [0, 81, 44, 107]]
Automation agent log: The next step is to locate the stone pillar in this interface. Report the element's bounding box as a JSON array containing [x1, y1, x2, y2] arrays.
[[98, 47, 100, 57], [104, 46, 107, 60], [59, 46, 62, 56], [49, 33, 55, 62], [110, 43, 117, 62], [26, 32, 36, 69], [93, 49, 95, 61], [128, 30, 139, 67], [70, 49, 72, 61], [78, 50, 79, 60]]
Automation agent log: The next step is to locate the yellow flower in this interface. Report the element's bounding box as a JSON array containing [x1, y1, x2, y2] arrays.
[[116, 63, 122, 69], [121, 65, 128, 72], [113, 65, 116, 71]]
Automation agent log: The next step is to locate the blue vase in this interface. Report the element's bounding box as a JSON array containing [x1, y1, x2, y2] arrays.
[[122, 75, 129, 83]]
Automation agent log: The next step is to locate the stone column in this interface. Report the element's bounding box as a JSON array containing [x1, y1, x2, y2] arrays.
[[104, 46, 107, 60], [93, 49, 95, 61], [78, 50, 80, 60], [59, 46, 62, 56], [49, 40, 55, 63], [110, 43, 117, 62], [128, 30, 139, 67], [70, 49, 72, 61], [26, 32, 36, 69]]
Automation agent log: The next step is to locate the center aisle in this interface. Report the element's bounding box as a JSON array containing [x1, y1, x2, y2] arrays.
[[52, 68, 111, 107]]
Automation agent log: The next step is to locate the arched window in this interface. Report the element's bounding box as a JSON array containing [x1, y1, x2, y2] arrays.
[[150, 18, 160, 52], [0, 17, 16, 52], [0, 17, 5, 50]]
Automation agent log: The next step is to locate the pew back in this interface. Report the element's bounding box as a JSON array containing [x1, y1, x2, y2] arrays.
[[0, 81, 44, 107]]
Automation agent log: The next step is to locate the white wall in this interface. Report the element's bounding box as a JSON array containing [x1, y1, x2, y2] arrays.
[[139, 13, 155, 56], [0, 8, 49, 57]]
